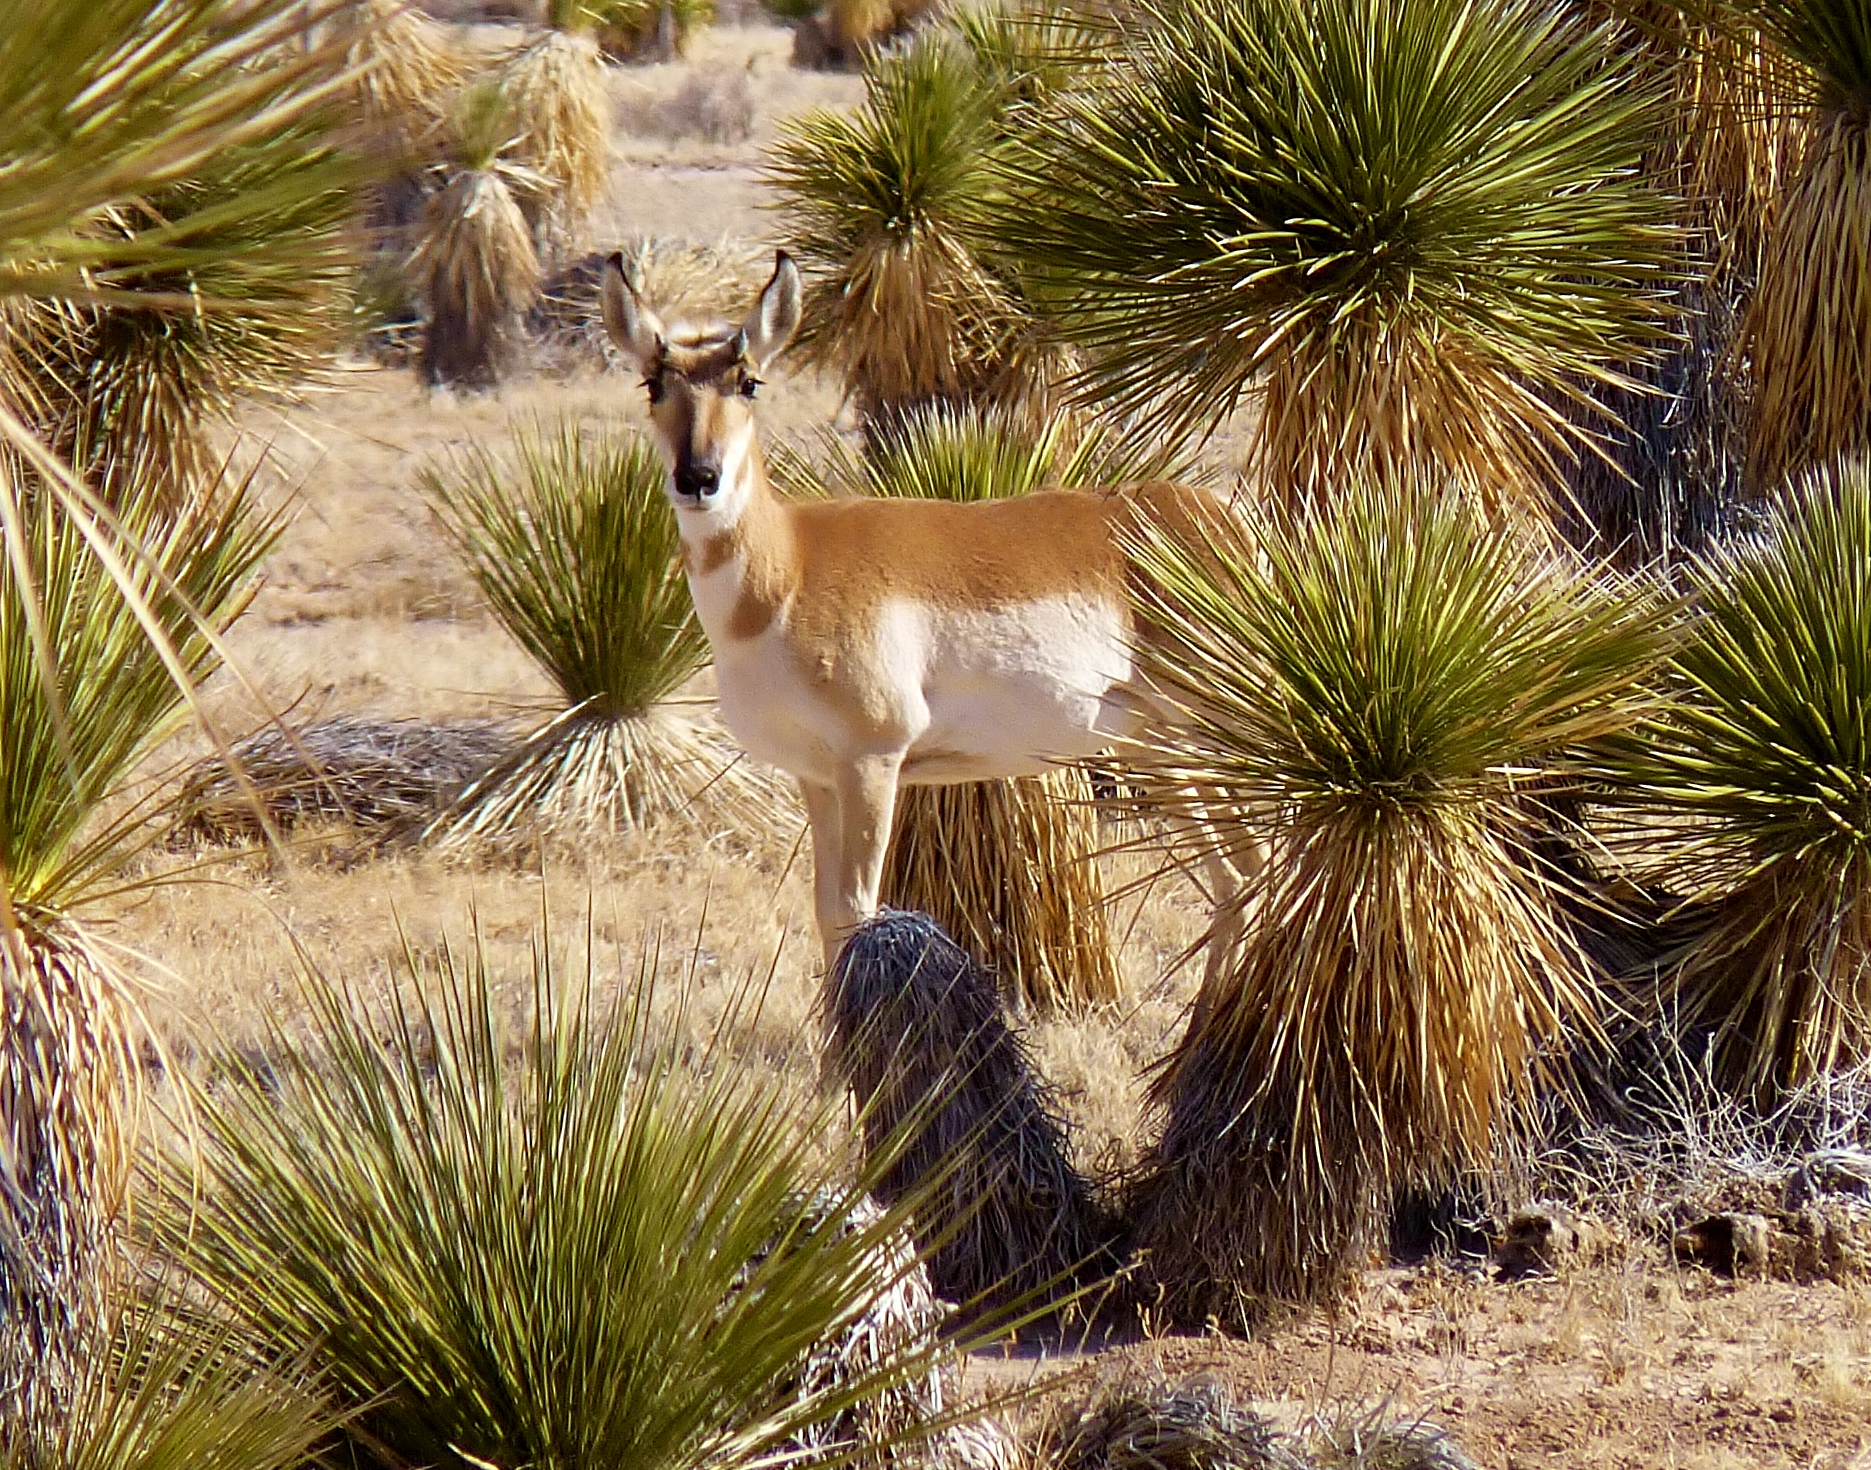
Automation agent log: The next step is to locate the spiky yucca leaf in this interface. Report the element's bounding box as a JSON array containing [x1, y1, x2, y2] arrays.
[[999, 0, 1674, 508], [0, 0, 355, 302], [1, 1274, 341, 1468], [422, 420, 781, 845], [156, 932, 990, 1470], [1122, 481, 1657, 1319], [769, 27, 1063, 427], [1610, 459, 1871, 1096], [500, 29, 612, 262], [1738, 0, 1871, 489]]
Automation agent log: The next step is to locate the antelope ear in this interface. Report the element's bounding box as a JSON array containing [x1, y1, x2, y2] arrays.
[[739, 251, 802, 373], [601, 252, 665, 373]]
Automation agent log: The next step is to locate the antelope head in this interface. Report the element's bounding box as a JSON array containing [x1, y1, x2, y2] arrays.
[[601, 250, 802, 525]]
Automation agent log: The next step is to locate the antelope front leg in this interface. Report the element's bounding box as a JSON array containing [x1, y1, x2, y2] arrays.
[[822, 753, 903, 963], [798, 778, 847, 969]]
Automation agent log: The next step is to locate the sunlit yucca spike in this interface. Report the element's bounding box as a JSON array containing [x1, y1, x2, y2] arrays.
[[1120, 478, 1660, 1321], [997, 0, 1676, 513], [1738, 0, 1871, 490], [1610, 457, 1871, 1098], [421, 418, 787, 847]]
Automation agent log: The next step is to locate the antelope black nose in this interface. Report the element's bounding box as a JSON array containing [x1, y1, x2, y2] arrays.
[[675, 464, 719, 500]]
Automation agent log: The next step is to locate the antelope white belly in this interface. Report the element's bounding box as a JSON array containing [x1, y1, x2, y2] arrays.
[[895, 595, 1136, 781]]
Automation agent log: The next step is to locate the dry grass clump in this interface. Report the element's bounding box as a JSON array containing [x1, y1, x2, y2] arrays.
[[533, 240, 772, 366], [1306, 1417, 1478, 1470], [334, 0, 466, 166], [1120, 482, 1658, 1323], [420, 418, 787, 850], [174, 716, 512, 844], [1039, 1380, 1306, 1470], [587, 0, 717, 61], [825, 911, 1116, 1313]]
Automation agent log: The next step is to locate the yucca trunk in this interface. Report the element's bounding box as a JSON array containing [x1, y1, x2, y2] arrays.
[[0, 921, 134, 1419], [1746, 117, 1871, 489], [881, 771, 1120, 1012]]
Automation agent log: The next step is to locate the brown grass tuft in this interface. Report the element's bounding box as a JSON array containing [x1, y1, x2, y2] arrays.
[[500, 29, 612, 262]]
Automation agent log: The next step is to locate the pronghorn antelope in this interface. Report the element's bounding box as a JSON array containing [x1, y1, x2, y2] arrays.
[[601, 250, 1248, 967]]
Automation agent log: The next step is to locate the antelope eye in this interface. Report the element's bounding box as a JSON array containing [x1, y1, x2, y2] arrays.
[[738, 374, 760, 400], [644, 375, 666, 405]]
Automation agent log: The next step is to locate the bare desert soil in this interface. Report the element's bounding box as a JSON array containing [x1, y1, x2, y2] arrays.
[[108, 24, 1871, 1469]]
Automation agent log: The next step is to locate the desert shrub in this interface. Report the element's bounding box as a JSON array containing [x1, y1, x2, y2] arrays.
[[412, 82, 543, 388], [0, 465, 279, 1413], [157, 931, 986, 1470], [997, 0, 1674, 512], [499, 25, 612, 261], [1609, 457, 1871, 1097], [0, 1274, 340, 1470], [770, 23, 1068, 430], [1736, 0, 1871, 489], [1121, 480, 1660, 1321]]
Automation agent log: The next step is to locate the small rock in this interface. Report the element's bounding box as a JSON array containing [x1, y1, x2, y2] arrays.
[[1673, 1212, 1773, 1276], [1494, 1204, 1598, 1279]]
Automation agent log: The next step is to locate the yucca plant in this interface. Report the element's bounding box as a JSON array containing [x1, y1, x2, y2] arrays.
[[1120, 481, 1658, 1321], [412, 83, 543, 388], [1608, 458, 1871, 1098], [1, 1272, 340, 1470], [769, 23, 1068, 432], [335, 0, 467, 259], [6, 137, 357, 503], [421, 419, 781, 848], [154, 930, 992, 1470], [0, 465, 280, 1413], [1737, 0, 1871, 490], [585, 0, 716, 61], [500, 6, 613, 265], [997, 0, 1675, 511], [775, 401, 1183, 1009], [0, 0, 360, 1405]]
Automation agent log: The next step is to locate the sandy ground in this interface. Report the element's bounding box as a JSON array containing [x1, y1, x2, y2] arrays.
[[98, 22, 1871, 1468]]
